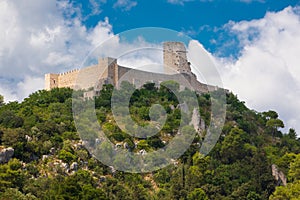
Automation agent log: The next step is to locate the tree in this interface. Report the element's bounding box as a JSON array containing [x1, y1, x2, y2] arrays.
[[287, 128, 297, 140], [270, 181, 300, 200], [220, 127, 249, 163], [187, 188, 208, 200], [0, 188, 37, 200], [0, 94, 4, 106], [289, 154, 300, 182], [266, 118, 284, 138], [0, 111, 24, 128], [263, 110, 279, 120], [270, 154, 300, 199], [0, 159, 26, 192]]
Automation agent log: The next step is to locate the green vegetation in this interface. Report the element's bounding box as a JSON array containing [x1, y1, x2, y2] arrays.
[[0, 84, 299, 199]]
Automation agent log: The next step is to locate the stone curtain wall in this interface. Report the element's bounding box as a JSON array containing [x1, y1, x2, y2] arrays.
[[45, 42, 215, 94], [45, 58, 117, 90], [58, 69, 80, 89]]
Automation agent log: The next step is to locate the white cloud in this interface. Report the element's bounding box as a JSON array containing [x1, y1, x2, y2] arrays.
[[0, 0, 161, 102], [17, 76, 45, 99], [0, 0, 115, 102], [89, 0, 103, 16], [113, 0, 137, 11], [167, 0, 193, 5], [238, 0, 265, 3], [216, 6, 300, 134], [167, 0, 261, 5], [187, 40, 223, 87]]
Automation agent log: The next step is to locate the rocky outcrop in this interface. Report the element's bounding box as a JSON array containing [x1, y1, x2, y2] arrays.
[[176, 102, 189, 114], [272, 164, 287, 186], [0, 147, 14, 163], [70, 162, 78, 172], [189, 108, 205, 136]]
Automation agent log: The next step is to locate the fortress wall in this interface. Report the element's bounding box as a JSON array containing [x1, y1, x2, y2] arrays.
[[117, 66, 131, 80], [58, 69, 79, 89], [45, 73, 59, 90], [116, 66, 199, 92], [74, 64, 104, 90], [190, 75, 209, 93], [107, 60, 119, 86], [45, 42, 219, 95]]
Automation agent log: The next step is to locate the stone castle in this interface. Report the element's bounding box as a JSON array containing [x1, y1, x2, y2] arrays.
[[45, 41, 217, 95]]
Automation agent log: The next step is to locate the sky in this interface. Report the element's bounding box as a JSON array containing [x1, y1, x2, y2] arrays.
[[1, 0, 300, 134]]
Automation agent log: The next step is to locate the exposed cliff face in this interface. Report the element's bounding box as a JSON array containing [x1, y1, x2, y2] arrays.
[[272, 164, 287, 186], [0, 147, 14, 163], [190, 108, 205, 136]]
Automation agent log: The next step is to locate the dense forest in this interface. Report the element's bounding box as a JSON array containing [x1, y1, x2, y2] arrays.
[[0, 82, 300, 199]]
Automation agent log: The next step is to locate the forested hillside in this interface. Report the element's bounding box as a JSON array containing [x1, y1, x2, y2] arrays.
[[0, 83, 300, 199]]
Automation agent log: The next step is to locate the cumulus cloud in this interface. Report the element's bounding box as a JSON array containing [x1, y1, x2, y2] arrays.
[[113, 0, 137, 11], [167, 0, 194, 5], [0, 0, 162, 102], [238, 0, 265, 3], [167, 0, 261, 5], [216, 6, 300, 134], [0, 0, 117, 102]]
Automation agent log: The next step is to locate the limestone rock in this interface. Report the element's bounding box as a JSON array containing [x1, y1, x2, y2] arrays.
[[25, 135, 32, 142], [70, 162, 78, 172], [272, 164, 287, 186], [42, 155, 49, 161], [99, 176, 106, 182], [189, 108, 205, 135], [176, 102, 189, 114], [0, 147, 14, 163], [139, 149, 147, 155], [49, 147, 56, 155], [109, 166, 116, 174]]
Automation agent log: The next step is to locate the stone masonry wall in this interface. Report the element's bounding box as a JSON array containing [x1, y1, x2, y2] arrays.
[[45, 42, 215, 94]]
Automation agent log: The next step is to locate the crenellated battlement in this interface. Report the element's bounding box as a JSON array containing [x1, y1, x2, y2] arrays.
[[59, 69, 79, 76]]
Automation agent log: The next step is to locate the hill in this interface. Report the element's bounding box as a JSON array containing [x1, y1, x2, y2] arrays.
[[0, 83, 300, 199]]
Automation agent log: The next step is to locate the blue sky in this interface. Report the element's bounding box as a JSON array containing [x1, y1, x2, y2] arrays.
[[0, 0, 300, 134], [71, 0, 300, 56]]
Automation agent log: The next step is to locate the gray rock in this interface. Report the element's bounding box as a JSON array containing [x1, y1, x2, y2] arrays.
[[170, 105, 175, 110], [176, 102, 189, 114], [109, 166, 116, 174], [272, 164, 287, 186], [115, 143, 122, 148], [0, 147, 14, 163], [99, 176, 106, 182], [49, 147, 56, 155], [123, 142, 129, 149], [189, 108, 205, 135], [25, 135, 32, 142], [42, 155, 49, 161], [61, 162, 69, 173], [139, 149, 147, 155], [70, 162, 78, 171], [95, 138, 101, 145]]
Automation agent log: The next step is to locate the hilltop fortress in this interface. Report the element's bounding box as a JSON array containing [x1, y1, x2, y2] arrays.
[[45, 42, 217, 95]]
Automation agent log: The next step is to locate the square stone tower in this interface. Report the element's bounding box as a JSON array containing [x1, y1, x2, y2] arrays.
[[163, 41, 192, 75], [45, 73, 59, 90]]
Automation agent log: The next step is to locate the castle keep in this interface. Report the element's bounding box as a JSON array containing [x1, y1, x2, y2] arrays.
[[45, 42, 216, 94]]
